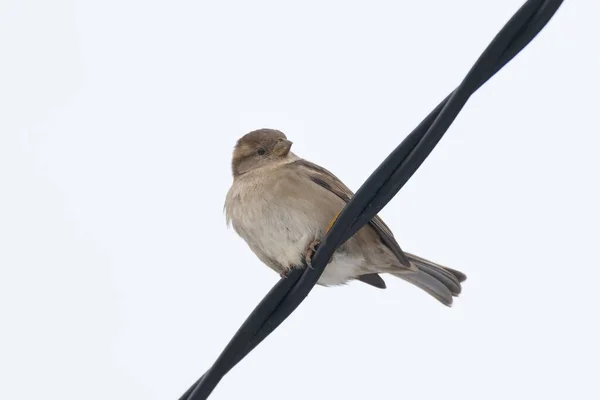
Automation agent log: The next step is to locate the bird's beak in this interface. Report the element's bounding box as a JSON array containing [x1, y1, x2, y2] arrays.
[[274, 139, 293, 156]]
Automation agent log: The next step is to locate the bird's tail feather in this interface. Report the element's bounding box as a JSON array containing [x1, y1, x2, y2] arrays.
[[390, 252, 467, 307]]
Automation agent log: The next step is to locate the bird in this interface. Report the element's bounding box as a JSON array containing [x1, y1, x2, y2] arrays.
[[224, 128, 466, 306]]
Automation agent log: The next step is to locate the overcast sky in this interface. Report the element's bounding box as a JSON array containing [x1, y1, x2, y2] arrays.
[[1, 1, 599, 399]]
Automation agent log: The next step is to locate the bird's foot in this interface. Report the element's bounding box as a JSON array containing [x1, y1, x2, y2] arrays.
[[304, 239, 321, 269]]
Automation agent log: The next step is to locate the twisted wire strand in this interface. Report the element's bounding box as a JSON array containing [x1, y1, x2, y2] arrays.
[[181, 1, 564, 399]]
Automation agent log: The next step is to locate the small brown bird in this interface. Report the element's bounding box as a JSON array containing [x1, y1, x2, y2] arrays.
[[224, 128, 466, 306]]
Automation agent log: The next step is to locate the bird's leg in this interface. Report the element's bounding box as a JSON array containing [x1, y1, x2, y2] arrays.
[[304, 210, 342, 268], [304, 239, 321, 269]]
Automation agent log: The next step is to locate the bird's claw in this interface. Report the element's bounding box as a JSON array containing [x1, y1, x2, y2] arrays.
[[304, 239, 321, 269]]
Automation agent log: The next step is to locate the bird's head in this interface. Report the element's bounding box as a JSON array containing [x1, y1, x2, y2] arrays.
[[231, 128, 293, 177]]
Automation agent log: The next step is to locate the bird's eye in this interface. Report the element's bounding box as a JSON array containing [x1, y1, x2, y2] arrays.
[[257, 148, 266, 155]]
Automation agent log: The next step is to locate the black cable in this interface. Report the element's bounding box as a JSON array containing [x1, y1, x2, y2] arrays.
[[180, 1, 564, 399], [348, 0, 563, 240]]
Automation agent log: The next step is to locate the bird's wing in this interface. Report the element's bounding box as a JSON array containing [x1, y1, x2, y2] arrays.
[[288, 159, 411, 267]]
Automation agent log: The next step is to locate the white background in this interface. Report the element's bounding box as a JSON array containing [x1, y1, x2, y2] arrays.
[[1, 1, 599, 399]]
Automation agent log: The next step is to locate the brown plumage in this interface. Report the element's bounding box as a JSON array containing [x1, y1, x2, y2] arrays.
[[224, 128, 466, 306]]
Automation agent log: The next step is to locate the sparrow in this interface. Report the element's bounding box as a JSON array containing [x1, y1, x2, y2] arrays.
[[224, 128, 466, 306]]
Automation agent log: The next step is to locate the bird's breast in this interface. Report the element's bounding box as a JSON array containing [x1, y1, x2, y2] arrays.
[[225, 172, 321, 269]]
